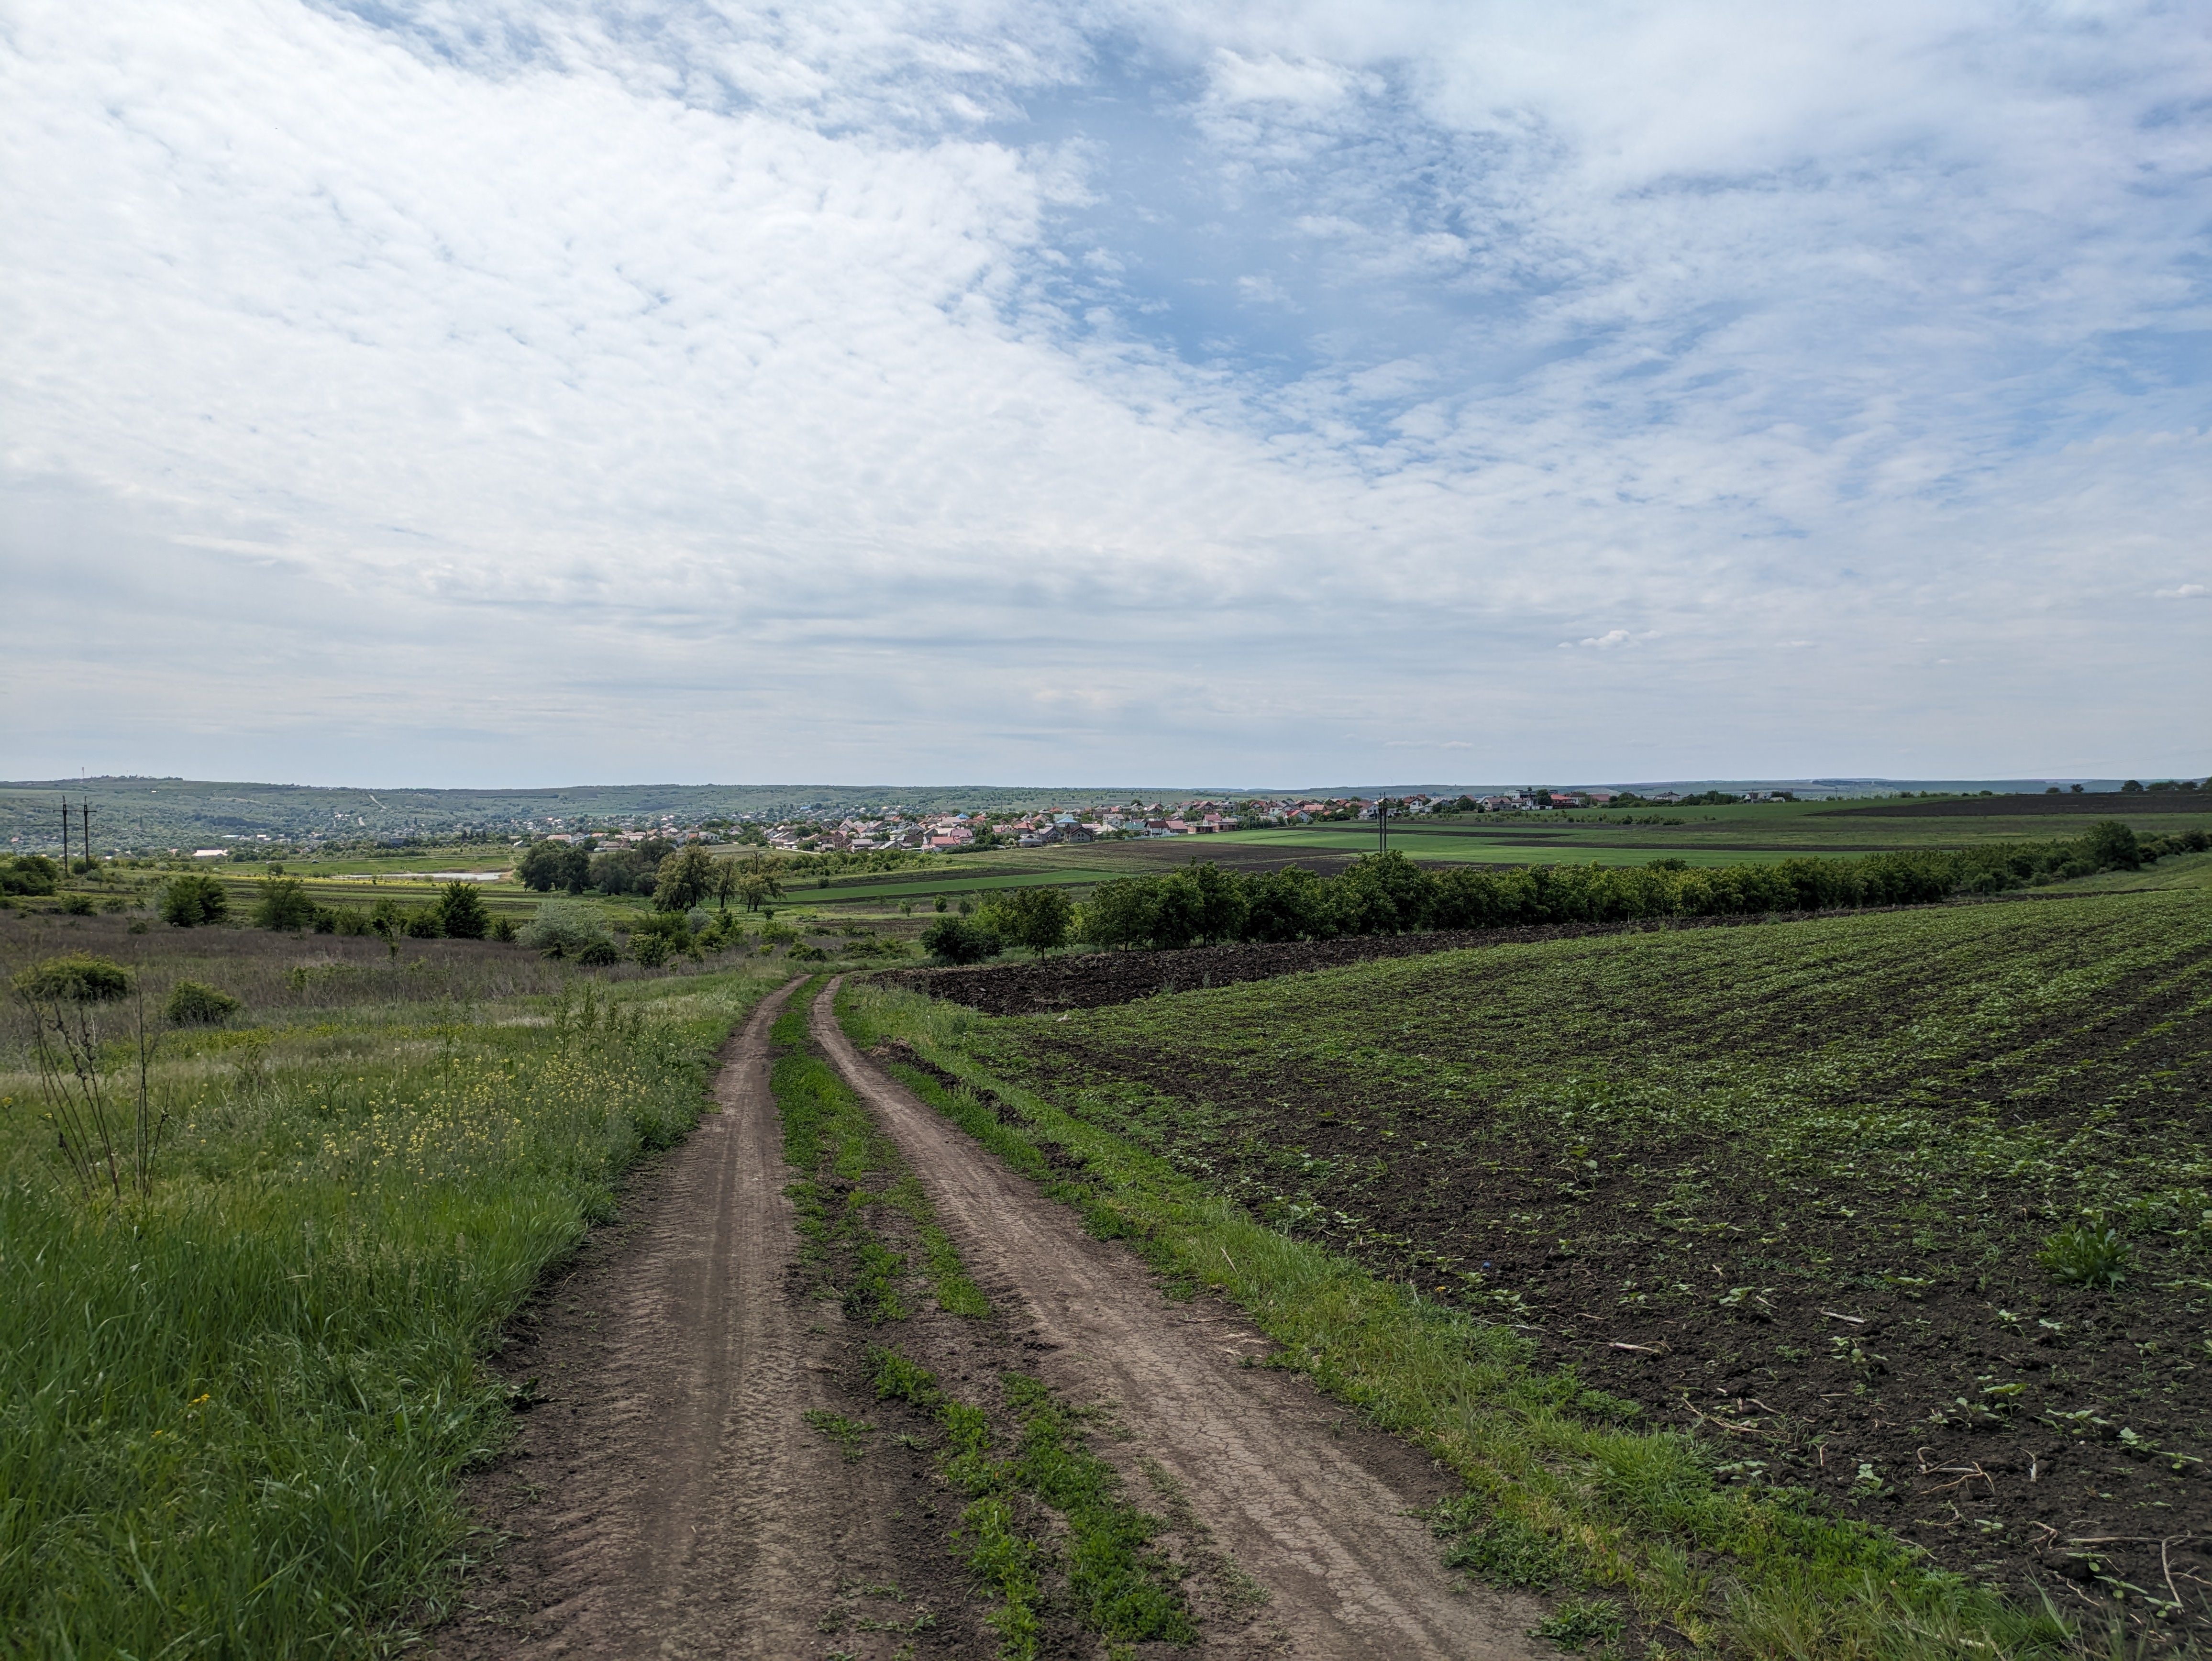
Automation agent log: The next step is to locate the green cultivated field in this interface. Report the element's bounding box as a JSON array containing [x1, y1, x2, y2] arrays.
[[847, 881, 2212, 1655]]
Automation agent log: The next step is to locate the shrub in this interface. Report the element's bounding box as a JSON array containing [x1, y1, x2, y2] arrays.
[[574, 939, 620, 966], [251, 876, 317, 931], [630, 913, 695, 968], [518, 897, 616, 959], [1, 854, 59, 896], [2038, 1223, 2132, 1289], [432, 881, 490, 940], [161, 873, 229, 928], [12, 953, 134, 1003], [314, 906, 376, 936], [59, 894, 96, 916], [165, 980, 242, 1027], [401, 911, 443, 939], [921, 916, 1002, 965], [488, 914, 518, 942], [2080, 820, 2142, 872], [984, 886, 1075, 953]]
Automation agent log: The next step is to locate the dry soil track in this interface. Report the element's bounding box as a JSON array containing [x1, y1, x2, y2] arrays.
[[438, 977, 945, 1661], [813, 978, 1544, 1660]]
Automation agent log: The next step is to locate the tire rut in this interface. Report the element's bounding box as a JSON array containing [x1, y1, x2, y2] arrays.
[[813, 977, 1545, 1660], [439, 977, 918, 1660]]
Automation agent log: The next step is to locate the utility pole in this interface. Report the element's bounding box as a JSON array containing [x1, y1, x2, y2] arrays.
[[60, 796, 69, 869], [83, 802, 92, 869]]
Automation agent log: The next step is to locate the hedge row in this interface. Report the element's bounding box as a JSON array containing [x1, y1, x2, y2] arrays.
[[1075, 821, 2201, 952]]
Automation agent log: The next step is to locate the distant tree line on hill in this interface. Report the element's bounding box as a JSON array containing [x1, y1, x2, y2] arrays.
[[922, 821, 2200, 961]]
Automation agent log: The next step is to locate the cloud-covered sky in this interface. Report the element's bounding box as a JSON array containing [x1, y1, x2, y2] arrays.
[[3, 0, 2206, 787]]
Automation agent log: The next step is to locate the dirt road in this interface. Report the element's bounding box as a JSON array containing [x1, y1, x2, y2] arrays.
[[439, 977, 957, 1660], [813, 978, 1544, 1660]]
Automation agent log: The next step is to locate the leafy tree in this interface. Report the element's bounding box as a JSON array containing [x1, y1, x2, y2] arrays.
[[653, 846, 718, 912], [730, 851, 786, 912], [251, 876, 317, 931], [1079, 877, 1159, 949], [988, 886, 1074, 953], [433, 881, 491, 939], [920, 916, 1002, 964], [516, 841, 591, 893], [1330, 851, 1433, 935], [161, 873, 229, 928], [588, 848, 655, 896], [2121, 779, 2144, 793], [1244, 866, 1335, 943], [2081, 819, 2142, 871]]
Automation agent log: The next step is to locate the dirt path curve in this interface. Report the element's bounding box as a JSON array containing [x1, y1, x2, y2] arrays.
[[814, 979, 1544, 1660], [439, 976, 918, 1661]]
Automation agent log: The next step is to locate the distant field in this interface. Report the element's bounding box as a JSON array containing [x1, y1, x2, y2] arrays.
[[950, 887, 2212, 1643]]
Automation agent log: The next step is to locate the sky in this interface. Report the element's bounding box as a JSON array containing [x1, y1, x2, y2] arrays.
[[2, 0, 2207, 789]]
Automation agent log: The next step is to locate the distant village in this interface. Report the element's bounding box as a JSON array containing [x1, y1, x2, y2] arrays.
[[511, 787, 1754, 857]]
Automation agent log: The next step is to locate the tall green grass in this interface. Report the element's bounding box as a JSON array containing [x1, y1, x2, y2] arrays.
[[0, 965, 782, 1657]]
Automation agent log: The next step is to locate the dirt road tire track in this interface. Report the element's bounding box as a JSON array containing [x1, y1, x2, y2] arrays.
[[813, 977, 1545, 1660], [438, 976, 951, 1660]]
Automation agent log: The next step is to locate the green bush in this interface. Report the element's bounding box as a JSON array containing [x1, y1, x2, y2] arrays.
[[432, 881, 491, 941], [161, 873, 228, 928], [1, 854, 60, 896], [921, 916, 1003, 965], [59, 894, 96, 916], [979, 886, 1076, 954], [164, 980, 242, 1027], [251, 876, 318, 931], [517, 897, 614, 958], [12, 953, 134, 1003]]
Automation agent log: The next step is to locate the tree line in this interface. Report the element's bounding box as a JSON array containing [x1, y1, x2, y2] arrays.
[[920, 820, 2203, 962], [515, 841, 789, 912]]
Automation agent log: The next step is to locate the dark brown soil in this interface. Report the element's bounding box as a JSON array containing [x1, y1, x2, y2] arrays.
[[886, 906, 1950, 1016], [1830, 792, 2212, 817], [958, 916, 2212, 1646]]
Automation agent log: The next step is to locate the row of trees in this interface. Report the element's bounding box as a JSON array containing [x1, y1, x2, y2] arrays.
[[514, 840, 788, 913], [919, 821, 2201, 962]]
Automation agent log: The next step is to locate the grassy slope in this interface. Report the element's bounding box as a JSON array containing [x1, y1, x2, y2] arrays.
[[841, 890, 2212, 1659], [0, 929, 788, 1657]]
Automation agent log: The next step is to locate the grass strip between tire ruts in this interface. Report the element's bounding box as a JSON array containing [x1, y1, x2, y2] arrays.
[[834, 977, 2093, 1661], [771, 978, 986, 1320], [867, 1347, 1196, 1660]]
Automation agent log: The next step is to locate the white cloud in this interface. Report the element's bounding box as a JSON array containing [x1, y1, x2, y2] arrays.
[[2, 0, 2208, 786], [2155, 584, 2206, 600]]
